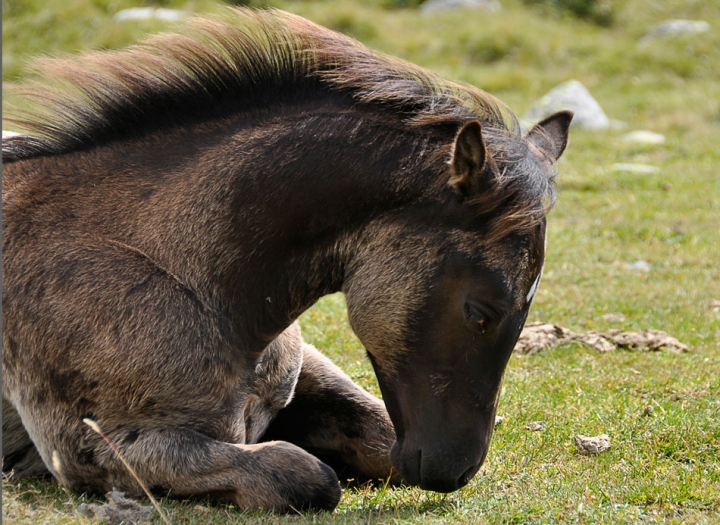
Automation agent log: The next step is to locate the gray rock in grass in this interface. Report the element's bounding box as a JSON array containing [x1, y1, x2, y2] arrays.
[[640, 20, 710, 42], [114, 7, 187, 22], [420, 0, 501, 14], [621, 130, 665, 144], [612, 163, 660, 174], [522, 80, 609, 130]]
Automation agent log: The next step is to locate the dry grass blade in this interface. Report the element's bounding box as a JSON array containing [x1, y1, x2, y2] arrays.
[[83, 418, 172, 525]]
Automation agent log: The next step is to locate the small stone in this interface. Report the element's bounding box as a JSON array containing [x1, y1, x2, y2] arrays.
[[420, 0, 501, 14], [523, 80, 609, 130], [641, 20, 710, 42], [621, 130, 665, 144], [574, 434, 611, 455], [525, 421, 545, 431], [114, 7, 187, 22], [602, 313, 626, 323], [626, 260, 651, 272], [612, 163, 660, 174], [642, 406, 654, 417], [494, 415, 505, 427]]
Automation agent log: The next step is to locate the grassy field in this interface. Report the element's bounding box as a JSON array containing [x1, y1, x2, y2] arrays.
[[3, 0, 719, 523]]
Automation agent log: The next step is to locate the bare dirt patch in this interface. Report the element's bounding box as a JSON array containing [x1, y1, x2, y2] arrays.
[[574, 434, 611, 455], [516, 323, 688, 355]]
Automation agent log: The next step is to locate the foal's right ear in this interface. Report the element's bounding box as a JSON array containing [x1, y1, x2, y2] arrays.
[[526, 110, 573, 162], [448, 120, 487, 198]]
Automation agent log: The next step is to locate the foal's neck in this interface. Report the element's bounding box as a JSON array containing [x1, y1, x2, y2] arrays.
[[125, 107, 442, 346]]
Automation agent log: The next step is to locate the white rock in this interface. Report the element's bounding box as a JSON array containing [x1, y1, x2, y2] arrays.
[[612, 163, 660, 174], [114, 8, 187, 22], [523, 80, 609, 130], [627, 261, 651, 272], [2, 130, 22, 139], [641, 20, 710, 42], [601, 313, 626, 323], [621, 130, 665, 144], [420, 0, 501, 14]]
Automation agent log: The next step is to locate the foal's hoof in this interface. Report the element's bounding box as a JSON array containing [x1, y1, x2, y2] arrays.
[[240, 441, 341, 513], [284, 460, 341, 512]]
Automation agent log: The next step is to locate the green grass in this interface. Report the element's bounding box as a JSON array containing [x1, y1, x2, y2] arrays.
[[3, 0, 720, 523]]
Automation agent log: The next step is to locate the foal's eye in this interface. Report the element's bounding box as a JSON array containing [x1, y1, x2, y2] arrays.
[[463, 303, 488, 334]]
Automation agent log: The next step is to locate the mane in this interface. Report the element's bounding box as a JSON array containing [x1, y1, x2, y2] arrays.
[[2, 8, 518, 159], [3, 8, 551, 240]]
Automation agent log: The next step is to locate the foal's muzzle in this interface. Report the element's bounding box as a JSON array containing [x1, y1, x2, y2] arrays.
[[390, 438, 487, 493]]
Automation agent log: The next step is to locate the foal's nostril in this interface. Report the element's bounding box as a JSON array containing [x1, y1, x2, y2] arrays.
[[458, 463, 479, 488]]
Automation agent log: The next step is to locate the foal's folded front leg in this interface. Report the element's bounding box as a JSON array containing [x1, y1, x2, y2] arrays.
[[81, 428, 341, 512], [261, 344, 401, 485]]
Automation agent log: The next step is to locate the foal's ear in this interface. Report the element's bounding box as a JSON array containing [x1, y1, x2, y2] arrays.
[[449, 120, 487, 197], [525, 110, 573, 162]]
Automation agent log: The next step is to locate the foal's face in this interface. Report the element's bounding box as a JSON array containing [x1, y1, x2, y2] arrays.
[[343, 112, 571, 492], [345, 219, 545, 493]]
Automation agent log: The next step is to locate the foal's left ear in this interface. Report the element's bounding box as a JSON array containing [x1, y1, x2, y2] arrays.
[[526, 110, 573, 162], [449, 120, 487, 197]]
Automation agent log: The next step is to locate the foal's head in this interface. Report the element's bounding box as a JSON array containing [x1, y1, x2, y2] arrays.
[[343, 111, 572, 492]]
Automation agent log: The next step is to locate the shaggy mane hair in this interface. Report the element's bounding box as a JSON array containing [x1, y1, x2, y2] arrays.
[[3, 8, 518, 157], [3, 8, 553, 240]]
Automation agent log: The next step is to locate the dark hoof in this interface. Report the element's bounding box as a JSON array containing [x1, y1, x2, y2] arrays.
[[285, 462, 341, 513]]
